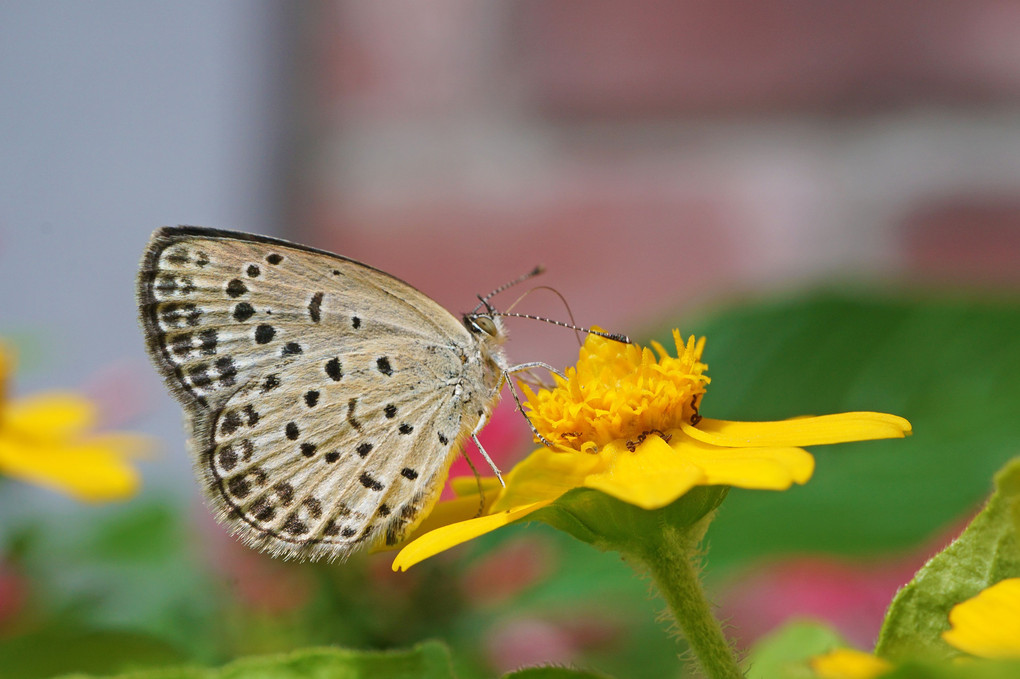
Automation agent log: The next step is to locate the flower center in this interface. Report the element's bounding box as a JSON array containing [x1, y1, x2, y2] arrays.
[[523, 330, 709, 452]]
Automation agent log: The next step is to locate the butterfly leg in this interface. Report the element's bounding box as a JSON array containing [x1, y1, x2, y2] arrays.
[[506, 361, 566, 381], [458, 448, 490, 517], [501, 369, 556, 449], [470, 428, 506, 488]]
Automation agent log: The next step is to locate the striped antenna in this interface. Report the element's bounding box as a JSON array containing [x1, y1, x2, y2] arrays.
[[471, 265, 545, 313], [493, 311, 630, 344]]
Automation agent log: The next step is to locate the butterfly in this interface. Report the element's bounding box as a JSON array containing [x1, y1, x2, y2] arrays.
[[138, 226, 567, 561]]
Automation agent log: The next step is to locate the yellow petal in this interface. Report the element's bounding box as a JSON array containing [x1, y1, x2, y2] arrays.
[[491, 446, 606, 513], [449, 475, 503, 498], [942, 578, 1020, 658], [377, 483, 502, 553], [811, 648, 892, 679], [5, 393, 98, 441], [678, 436, 815, 489], [681, 413, 912, 449], [583, 436, 704, 510], [0, 437, 140, 501], [392, 500, 552, 571]]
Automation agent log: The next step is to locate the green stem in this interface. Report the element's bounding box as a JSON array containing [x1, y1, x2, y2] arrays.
[[638, 521, 743, 679]]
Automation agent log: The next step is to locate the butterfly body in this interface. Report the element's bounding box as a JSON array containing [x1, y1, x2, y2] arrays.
[[138, 226, 507, 560]]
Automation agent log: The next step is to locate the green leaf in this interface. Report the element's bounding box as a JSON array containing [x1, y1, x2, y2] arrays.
[[662, 292, 1020, 568], [0, 628, 184, 679], [744, 619, 846, 679], [51, 642, 456, 679], [875, 457, 1020, 661]]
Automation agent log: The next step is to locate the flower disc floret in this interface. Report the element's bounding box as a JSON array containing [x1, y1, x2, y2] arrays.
[[524, 330, 708, 452]]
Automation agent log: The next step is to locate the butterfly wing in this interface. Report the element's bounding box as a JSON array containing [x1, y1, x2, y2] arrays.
[[204, 336, 473, 560], [138, 226, 491, 559]]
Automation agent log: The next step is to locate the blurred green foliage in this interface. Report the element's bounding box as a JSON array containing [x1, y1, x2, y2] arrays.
[[669, 292, 1020, 573], [2, 291, 1019, 678]]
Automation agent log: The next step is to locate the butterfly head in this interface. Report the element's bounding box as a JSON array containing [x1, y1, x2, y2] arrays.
[[464, 311, 507, 345]]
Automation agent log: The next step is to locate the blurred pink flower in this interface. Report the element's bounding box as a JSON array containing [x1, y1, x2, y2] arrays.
[[486, 617, 578, 673], [462, 535, 555, 607], [486, 613, 622, 675], [719, 521, 966, 649]]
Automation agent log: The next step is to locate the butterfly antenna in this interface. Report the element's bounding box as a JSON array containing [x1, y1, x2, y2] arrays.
[[505, 285, 585, 347], [494, 311, 630, 344], [471, 265, 545, 313]]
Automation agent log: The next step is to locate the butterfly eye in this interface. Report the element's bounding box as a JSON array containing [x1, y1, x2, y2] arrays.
[[469, 315, 499, 337]]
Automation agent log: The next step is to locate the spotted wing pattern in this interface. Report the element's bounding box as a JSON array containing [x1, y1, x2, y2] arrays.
[[138, 226, 500, 560]]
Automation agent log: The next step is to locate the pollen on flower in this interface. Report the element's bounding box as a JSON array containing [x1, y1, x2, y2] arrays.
[[523, 330, 709, 452]]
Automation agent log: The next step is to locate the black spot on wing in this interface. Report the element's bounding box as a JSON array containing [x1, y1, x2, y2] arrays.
[[170, 332, 192, 357], [252, 499, 276, 522], [199, 329, 218, 355], [303, 498, 322, 519], [217, 444, 237, 471], [359, 473, 384, 491], [215, 356, 237, 386], [233, 303, 255, 322], [347, 398, 362, 431], [308, 292, 323, 322], [165, 249, 188, 265], [220, 411, 242, 436], [228, 476, 251, 498], [226, 279, 248, 298], [188, 363, 212, 388], [274, 482, 294, 506], [284, 515, 308, 535], [254, 324, 275, 344]]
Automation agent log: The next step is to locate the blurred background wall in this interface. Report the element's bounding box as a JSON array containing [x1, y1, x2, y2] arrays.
[[3, 0, 1020, 495]]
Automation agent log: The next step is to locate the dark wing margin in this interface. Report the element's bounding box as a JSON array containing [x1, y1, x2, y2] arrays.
[[137, 225, 454, 410]]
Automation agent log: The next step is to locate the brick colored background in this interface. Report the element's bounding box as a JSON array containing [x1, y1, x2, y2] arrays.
[[291, 0, 1020, 368]]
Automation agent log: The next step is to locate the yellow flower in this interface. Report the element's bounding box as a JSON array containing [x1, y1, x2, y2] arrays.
[[0, 343, 145, 501], [811, 579, 1020, 678], [942, 578, 1020, 659], [811, 648, 893, 679], [392, 330, 912, 571]]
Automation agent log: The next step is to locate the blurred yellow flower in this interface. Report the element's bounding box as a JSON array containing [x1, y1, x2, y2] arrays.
[[942, 578, 1020, 659], [812, 579, 1020, 678], [393, 330, 912, 571], [811, 648, 893, 679], [0, 343, 145, 501]]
